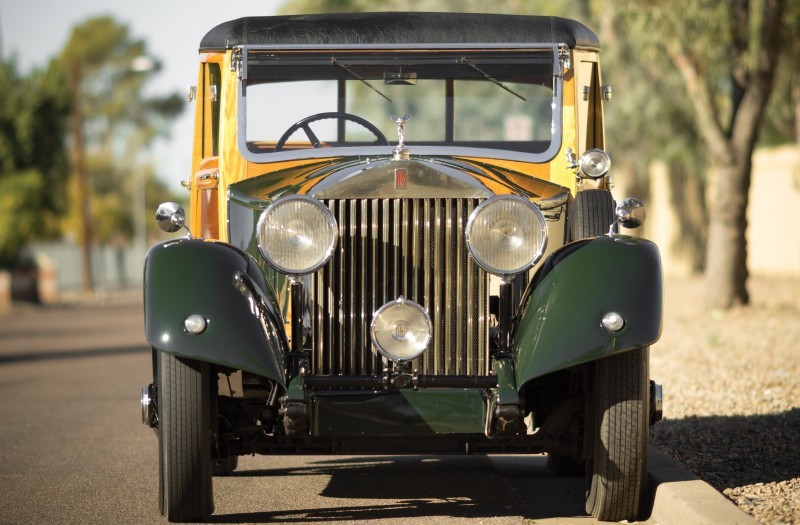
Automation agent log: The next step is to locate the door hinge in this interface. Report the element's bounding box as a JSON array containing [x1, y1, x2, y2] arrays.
[[231, 47, 243, 79], [558, 45, 571, 76]]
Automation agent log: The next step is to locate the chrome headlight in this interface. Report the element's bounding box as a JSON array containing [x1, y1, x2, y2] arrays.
[[578, 148, 611, 179], [615, 198, 647, 229], [466, 195, 548, 277], [371, 297, 431, 362], [155, 202, 186, 233], [256, 195, 337, 276]]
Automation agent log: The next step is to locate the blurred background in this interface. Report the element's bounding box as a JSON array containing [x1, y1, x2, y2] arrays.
[[0, 0, 798, 307]]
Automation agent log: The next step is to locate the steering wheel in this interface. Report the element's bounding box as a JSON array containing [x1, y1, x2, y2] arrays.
[[274, 112, 389, 152]]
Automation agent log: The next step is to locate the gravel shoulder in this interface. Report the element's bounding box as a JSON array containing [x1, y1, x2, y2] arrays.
[[650, 275, 800, 524]]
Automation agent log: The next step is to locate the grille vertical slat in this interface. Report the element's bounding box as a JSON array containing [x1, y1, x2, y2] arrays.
[[433, 201, 444, 374], [313, 199, 488, 377], [421, 200, 434, 374], [455, 200, 465, 374], [444, 199, 454, 374], [336, 204, 345, 374], [370, 201, 381, 374], [357, 200, 368, 374]]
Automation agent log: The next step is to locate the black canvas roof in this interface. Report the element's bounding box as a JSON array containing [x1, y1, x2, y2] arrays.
[[199, 12, 600, 51]]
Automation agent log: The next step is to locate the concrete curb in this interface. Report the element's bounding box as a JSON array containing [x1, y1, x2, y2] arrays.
[[647, 449, 760, 524]]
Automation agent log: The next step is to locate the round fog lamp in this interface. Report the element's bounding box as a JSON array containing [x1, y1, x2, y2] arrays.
[[257, 195, 337, 276], [601, 311, 625, 333], [371, 297, 431, 362], [578, 148, 611, 179], [184, 314, 208, 335]]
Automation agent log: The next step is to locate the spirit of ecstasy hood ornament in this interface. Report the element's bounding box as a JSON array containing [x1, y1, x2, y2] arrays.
[[390, 114, 411, 160]]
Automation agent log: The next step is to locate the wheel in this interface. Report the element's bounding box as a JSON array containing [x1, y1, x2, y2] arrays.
[[571, 189, 615, 240], [585, 347, 649, 522], [158, 352, 214, 522], [274, 111, 389, 151]]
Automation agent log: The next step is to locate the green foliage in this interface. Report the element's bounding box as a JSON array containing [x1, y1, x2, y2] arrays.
[[762, 0, 800, 145], [593, 2, 708, 169], [0, 60, 70, 266], [0, 16, 185, 267], [58, 16, 184, 245]]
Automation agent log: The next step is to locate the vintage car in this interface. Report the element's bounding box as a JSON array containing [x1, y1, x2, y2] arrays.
[[140, 12, 663, 523]]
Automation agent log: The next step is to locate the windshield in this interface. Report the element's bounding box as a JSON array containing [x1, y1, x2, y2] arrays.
[[238, 47, 561, 161]]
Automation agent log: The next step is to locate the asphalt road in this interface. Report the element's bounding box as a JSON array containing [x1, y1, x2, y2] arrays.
[[0, 293, 617, 525]]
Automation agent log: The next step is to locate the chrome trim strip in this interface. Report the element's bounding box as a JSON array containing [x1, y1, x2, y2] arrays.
[[242, 43, 562, 52], [236, 46, 563, 165]]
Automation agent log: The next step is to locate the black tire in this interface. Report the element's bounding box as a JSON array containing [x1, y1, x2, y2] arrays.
[[585, 347, 649, 522], [158, 352, 214, 522], [571, 189, 615, 240]]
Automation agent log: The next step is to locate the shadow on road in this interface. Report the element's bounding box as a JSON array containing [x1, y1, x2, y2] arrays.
[[211, 501, 504, 524], [0, 344, 149, 365], [209, 455, 588, 523], [651, 408, 800, 490]]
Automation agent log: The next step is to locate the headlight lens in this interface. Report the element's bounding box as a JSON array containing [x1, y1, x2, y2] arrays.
[[371, 297, 431, 362], [578, 148, 611, 179], [466, 195, 548, 276], [257, 195, 337, 276]]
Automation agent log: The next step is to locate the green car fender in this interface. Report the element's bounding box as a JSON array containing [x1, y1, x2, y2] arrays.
[[513, 235, 662, 389], [144, 238, 288, 387]]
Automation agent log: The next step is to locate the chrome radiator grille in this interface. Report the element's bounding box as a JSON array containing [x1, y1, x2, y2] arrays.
[[311, 199, 489, 377]]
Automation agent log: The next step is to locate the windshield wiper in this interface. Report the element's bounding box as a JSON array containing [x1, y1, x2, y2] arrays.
[[331, 58, 393, 103], [457, 57, 527, 102]]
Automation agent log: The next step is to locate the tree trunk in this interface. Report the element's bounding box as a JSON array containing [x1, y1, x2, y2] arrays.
[[668, 0, 786, 309], [704, 158, 751, 308], [69, 59, 94, 294], [668, 162, 707, 274], [793, 78, 800, 147]]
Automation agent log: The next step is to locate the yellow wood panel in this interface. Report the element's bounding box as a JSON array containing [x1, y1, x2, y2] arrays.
[[209, 46, 599, 238], [551, 63, 578, 194], [189, 64, 204, 179], [190, 53, 227, 237], [216, 50, 243, 242]]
